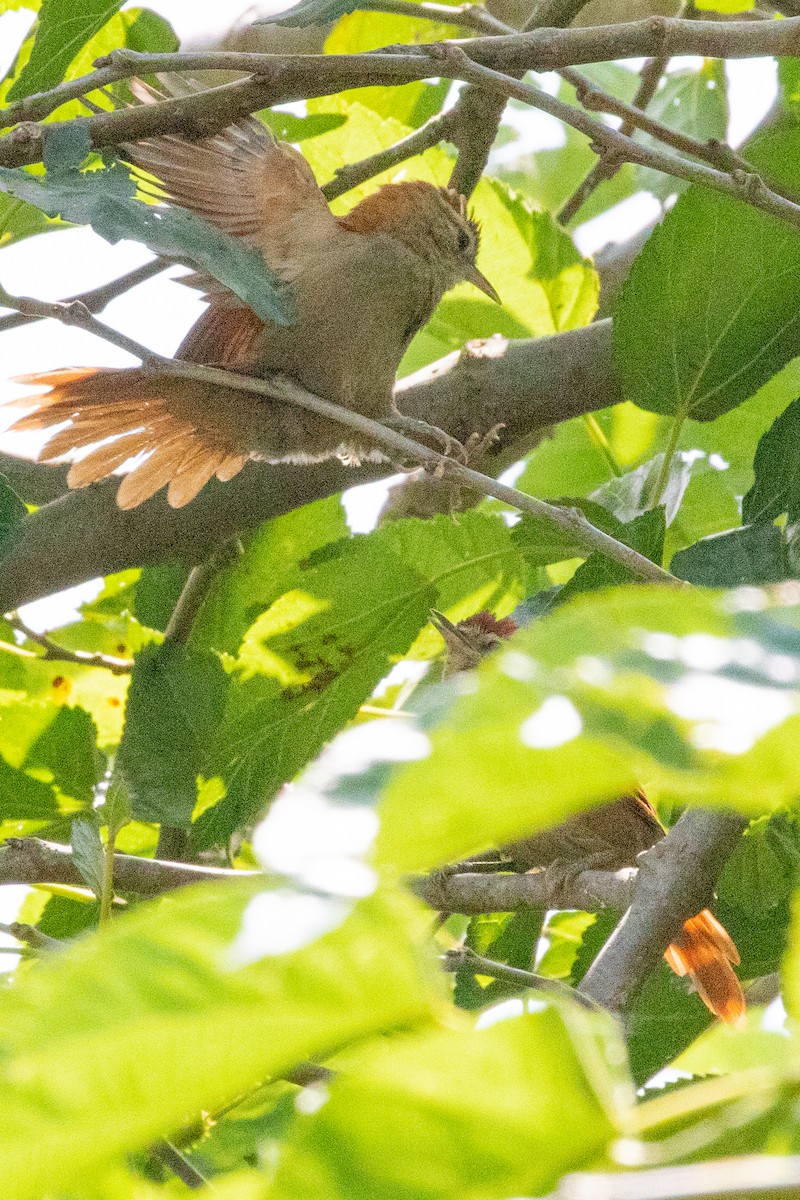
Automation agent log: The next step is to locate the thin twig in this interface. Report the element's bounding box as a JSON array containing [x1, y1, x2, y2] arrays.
[[0, 920, 62, 952], [0, 284, 166, 364], [150, 1142, 207, 1191], [323, 109, 460, 201], [6, 611, 134, 675], [438, 47, 800, 234], [557, 19, 679, 225], [352, 0, 512, 34], [0, 258, 170, 336], [3, 19, 800, 168], [441, 946, 605, 1010], [0, 837, 257, 893]]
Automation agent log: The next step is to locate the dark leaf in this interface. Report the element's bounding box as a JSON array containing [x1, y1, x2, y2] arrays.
[[117, 642, 229, 828], [0, 159, 293, 326], [743, 396, 800, 524], [671, 523, 788, 586], [71, 817, 104, 898]]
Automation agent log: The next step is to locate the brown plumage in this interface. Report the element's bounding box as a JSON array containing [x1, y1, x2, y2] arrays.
[[432, 609, 746, 1026], [3, 80, 498, 510]]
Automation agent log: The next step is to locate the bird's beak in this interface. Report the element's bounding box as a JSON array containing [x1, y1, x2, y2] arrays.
[[430, 609, 469, 652], [464, 263, 501, 304]]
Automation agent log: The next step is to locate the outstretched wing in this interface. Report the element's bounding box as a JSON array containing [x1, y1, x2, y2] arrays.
[[125, 77, 338, 278]]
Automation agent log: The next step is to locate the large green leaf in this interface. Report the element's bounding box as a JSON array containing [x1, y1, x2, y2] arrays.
[[0, 881, 437, 1199], [614, 188, 800, 422], [323, 10, 453, 129], [270, 1007, 627, 1200], [118, 642, 229, 828], [199, 512, 524, 846], [374, 586, 800, 872], [6, 0, 122, 100]]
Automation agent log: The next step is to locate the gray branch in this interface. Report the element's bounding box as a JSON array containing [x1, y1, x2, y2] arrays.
[[579, 810, 748, 1015], [0, 837, 257, 894], [412, 865, 636, 912]]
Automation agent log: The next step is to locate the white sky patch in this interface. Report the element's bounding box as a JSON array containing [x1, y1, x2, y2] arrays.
[[253, 787, 378, 897], [520, 695, 582, 749], [499, 650, 538, 682], [573, 191, 663, 257], [666, 673, 796, 754], [475, 994, 547, 1029], [226, 888, 351, 964]]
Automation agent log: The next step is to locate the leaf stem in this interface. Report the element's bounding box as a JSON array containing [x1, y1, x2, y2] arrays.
[[582, 413, 623, 478], [652, 415, 685, 508], [98, 829, 116, 925]]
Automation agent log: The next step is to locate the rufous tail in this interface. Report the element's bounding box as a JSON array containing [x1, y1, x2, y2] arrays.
[[663, 909, 745, 1026], [4, 367, 249, 509]]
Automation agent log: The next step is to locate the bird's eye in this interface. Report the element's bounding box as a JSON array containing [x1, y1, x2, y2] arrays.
[[457, 228, 471, 253]]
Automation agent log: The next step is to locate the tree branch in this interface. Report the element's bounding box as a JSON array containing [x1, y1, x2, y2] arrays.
[[0, 837, 256, 894], [5, 611, 134, 674], [441, 947, 605, 1009], [2, 17, 800, 168], [412, 865, 636, 912], [0, 278, 676, 588], [578, 810, 748, 1016]]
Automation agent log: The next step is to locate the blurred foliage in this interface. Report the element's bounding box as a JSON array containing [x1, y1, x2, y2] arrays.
[[3, 6, 800, 1199]]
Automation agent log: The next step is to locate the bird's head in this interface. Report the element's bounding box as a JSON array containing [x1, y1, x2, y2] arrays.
[[430, 609, 518, 676], [340, 181, 500, 303]]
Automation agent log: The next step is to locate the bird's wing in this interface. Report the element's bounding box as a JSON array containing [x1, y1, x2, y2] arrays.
[[124, 77, 338, 275]]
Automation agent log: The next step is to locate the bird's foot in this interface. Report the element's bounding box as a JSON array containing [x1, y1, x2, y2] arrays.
[[385, 411, 468, 473], [463, 422, 506, 463]]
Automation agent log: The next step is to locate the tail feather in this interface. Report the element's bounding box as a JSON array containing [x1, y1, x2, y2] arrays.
[[167, 447, 228, 508], [115, 434, 198, 510], [665, 909, 745, 1026], [1, 366, 258, 508]]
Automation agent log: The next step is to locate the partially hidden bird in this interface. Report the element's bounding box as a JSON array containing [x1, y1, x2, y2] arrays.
[[432, 609, 746, 1026], [2, 83, 499, 510]]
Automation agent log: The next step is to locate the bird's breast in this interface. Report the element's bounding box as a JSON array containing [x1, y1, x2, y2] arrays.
[[253, 231, 440, 414]]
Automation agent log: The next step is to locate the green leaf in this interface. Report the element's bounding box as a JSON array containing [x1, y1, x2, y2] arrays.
[[23, 704, 101, 805], [117, 643, 229, 828], [7, 0, 122, 101], [375, 586, 800, 873], [0, 474, 26, 560], [0, 159, 293, 326], [743, 396, 800, 524], [590, 453, 699, 527], [614, 187, 800, 422], [0, 755, 59, 819], [0, 881, 436, 1199], [270, 1008, 628, 1200], [272, 0, 364, 25], [671, 523, 789, 587], [99, 773, 131, 838], [556, 506, 665, 603], [71, 817, 104, 897], [192, 495, 348, 656], [323, 11, 454, 129], [199, 512, 523, 846]]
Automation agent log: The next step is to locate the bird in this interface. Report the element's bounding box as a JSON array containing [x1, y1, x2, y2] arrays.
[[431, 609, 746, 1026], [2, 81, 499, 510]]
